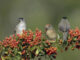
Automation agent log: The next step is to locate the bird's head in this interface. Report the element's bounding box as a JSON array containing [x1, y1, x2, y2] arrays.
[[45, 24, 53, 31], [62, 17, 67, 20], [18, 18, 24, 22]]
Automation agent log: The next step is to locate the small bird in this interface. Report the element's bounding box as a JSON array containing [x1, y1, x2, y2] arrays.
[[14, 18, 26, 34], [45, 24, 57, 41], [58, 17, 70, 41]]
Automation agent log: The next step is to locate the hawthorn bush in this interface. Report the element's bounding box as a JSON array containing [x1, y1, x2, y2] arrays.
[[0, 28, 80, 60]]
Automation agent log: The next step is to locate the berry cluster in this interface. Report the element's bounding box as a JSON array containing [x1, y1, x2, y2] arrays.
[[64, 27, 80, 50], [2, 36, 19, 48], [1, 27, 80, 60], [45, 47, 57, 58]]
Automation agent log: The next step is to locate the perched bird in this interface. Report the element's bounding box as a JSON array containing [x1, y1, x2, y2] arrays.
[[45, 24, 57, 41], [58, 17, 70, 41], [14, 18, 26, 34]]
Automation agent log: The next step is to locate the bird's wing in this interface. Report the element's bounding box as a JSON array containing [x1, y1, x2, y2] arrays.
[[58, 20, 67, 32], [13, 25, 17, 34], [13, 21, 20, 34], [66, 20, 70, 31], [46, 29, 57, 39]]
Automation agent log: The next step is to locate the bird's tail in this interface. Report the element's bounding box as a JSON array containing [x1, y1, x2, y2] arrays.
[[63, 32, 68, 41]]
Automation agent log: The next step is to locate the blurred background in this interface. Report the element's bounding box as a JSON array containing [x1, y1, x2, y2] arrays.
[[0, 0, 80, 60]]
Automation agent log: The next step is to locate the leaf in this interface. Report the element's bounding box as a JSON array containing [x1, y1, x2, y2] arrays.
[[4, 51, 8, 54], [30, 46, 37, 51], [38, 47, 44, 55], [35, 49, 39, 56], [1, 56, 5, 60], [1, 56, 11, 60], [18, 52, 21, 55]]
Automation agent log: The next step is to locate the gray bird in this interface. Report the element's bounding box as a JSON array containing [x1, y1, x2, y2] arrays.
[[58, 17, 70, 41], [14, 18, 26, 34], [45, 24, 57, 41]]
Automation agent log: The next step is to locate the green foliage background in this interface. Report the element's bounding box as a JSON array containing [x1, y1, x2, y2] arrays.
[[0, 0, 80, 60]]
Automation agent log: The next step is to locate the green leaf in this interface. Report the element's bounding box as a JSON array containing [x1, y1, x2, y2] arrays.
[[18, 52, 21, 55], [35, 49, 39, 56], [30, 46, 37, 51]]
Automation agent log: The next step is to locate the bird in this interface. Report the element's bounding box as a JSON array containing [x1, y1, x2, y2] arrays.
[[45, 24, 57, 41], [14, 18, 27, 34], [58, 17, 70, 41]]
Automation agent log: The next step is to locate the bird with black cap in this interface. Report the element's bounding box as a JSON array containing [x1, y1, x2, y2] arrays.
[[58, 17, 70, 41], [14, 18, 27, 34]]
